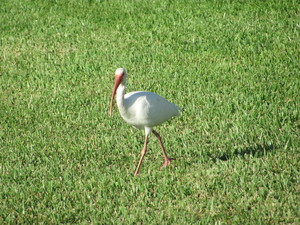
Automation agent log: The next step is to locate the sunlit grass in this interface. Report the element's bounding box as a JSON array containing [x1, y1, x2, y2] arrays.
[[0, 0, 299, 224]]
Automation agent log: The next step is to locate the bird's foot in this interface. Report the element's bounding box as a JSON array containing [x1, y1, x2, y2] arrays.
[[161, 158, 175, 169]]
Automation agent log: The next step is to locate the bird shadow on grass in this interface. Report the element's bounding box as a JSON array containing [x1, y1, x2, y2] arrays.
[[211, 144, 276, 162]]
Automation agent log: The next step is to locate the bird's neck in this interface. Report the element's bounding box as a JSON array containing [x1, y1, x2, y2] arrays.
[[116, 82, 126, 110]]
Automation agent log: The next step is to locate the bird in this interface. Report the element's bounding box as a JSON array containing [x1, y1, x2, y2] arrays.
[[109, 68, 181, 176]]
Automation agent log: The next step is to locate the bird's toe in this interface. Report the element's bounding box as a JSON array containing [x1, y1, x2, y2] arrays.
[[161, 158, 175, 168]]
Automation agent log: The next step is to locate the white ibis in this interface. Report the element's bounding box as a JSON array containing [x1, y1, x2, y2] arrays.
[[109, 68, 181, 176]]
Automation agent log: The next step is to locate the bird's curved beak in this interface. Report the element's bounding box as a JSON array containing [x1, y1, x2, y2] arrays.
[[109, 75, 123, 116]]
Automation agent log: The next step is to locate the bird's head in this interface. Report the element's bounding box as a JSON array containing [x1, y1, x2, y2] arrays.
[[110, 68, 127, 117]]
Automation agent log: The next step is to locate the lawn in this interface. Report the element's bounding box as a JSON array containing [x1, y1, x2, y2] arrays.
[[0, 0, 299, 224]]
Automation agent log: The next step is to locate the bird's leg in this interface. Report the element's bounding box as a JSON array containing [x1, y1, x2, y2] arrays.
[[152, 129, 175, 168], [134, 135, 148, 176]]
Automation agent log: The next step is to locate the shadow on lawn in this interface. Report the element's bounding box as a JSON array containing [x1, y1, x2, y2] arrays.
[[213, 144, 276, 162]]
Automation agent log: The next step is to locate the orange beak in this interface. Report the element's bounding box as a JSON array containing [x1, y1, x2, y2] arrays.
[[109, 75, 123, 116]]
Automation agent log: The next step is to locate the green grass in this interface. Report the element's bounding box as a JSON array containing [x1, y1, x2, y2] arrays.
[[0, 0, 299, 224]]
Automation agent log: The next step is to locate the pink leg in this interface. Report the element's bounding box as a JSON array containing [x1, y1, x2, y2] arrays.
[[152, 129, 175, 168], [134, 135, 148, 176]]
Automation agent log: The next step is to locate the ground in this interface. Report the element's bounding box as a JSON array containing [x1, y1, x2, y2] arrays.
[[0, 0, 299, 224]]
